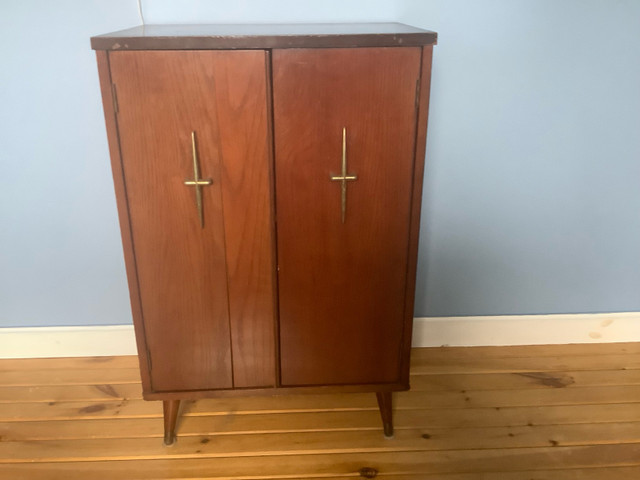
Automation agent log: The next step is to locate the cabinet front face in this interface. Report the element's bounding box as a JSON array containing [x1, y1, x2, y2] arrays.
[[109, 50, 276, 392], [273, 47, 422, 386]]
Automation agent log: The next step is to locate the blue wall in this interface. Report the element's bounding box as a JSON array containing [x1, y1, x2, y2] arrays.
[[1, 0, 639, 327], [401, 0, 640, 315], [0, 1, 138, 327]]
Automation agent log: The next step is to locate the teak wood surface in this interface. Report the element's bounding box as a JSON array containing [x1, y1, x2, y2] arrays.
[[93, 24, 438, 442], [108, 50, 276, 392], [2, 343, 640, 479], [400, 46, 433, 386], [96, 43, 433, 396], [110, 50, 234, 392], [273, 47, 422, 387]]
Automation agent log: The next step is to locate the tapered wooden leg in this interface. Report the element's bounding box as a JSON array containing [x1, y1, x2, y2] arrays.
[[163, 400, 180, 445], [376, 391, 393, 438]]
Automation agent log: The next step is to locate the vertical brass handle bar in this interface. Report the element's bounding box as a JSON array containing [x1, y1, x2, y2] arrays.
[[330, 127, 357, 223], [183, 131, 212, 228]]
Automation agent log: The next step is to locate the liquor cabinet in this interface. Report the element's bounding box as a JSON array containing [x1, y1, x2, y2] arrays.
[[92, 23, 437, 444]]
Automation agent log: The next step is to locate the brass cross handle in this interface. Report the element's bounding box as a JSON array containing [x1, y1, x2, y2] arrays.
[[183, 131, 212, 228], [330, 127, 358, 223]]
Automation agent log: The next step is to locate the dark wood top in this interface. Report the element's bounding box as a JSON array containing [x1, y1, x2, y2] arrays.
[[91, 23, 437, 51]]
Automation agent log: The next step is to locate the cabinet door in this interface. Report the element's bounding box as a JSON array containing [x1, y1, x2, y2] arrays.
[[110, 50, 276, 391], [273, 47, 422, 386]]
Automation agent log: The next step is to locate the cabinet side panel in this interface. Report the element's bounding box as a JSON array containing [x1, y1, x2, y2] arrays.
[[95, 51, 152, 392], [273, 47, 422, 386], [109, 51, 234, 392], [213, 51, 277, 388], [400, 46, 434, 386]]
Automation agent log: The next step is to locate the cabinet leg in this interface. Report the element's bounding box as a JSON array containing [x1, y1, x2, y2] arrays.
[[376, 391, 394, 438], [163, 400, 181, 445]]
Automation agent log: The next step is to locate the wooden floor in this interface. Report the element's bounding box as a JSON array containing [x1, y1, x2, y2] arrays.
[[1, 343, 640, 479]]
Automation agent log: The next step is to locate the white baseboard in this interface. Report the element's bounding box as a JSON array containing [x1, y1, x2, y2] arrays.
[[1, 312, 639, 358], [412, 312, 640, 347], [0, 325, 138, 359]]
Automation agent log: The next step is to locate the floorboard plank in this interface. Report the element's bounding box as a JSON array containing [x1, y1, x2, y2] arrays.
[[0, 356, 138, 372], [0, 383, 142, 403], [411, 353, 640, 374], [363, 467, 640, 480], [3, 384, 639, 421], [4, 422, 640, 464], [0, 368, 141, 386], [411, 368, 640, 391], [405, 384, 640, 408], [1, 444, 640, 479], [3, 403, 640, 441], [412, 342, 640, 361]]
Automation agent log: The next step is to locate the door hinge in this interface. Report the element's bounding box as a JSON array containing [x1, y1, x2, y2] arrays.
[[146, 349, 152, 372], [415, 79, 421, 109], [111, 83, 119, 114]]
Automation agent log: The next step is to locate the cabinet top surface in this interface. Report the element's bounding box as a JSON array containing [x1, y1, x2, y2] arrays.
[[91, 23, 437, 51]]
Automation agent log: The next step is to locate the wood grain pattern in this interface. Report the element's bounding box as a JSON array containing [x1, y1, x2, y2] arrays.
[[0, 384, 142, 403], [4, 423, 640, 463], [410, 368, 640, 391], [273, 47, 422, 387], [1, 444, 639, 479], [0, 368, 140, 386], [0, 451, 398, 478], [109, 50, 277, 393], [211, 50, 276, 388], [109, 50, 234, 392], [5, 384, 640, 423], [412, 341, 640, 360], [362, 471, 640, 480], [0, 355, 138, 371], [95, 52, 152, 393], [411, 353, 640, 374], [5, 403, 640, 441], [1, 343, 640, 478], [400, 45, 434, 386]]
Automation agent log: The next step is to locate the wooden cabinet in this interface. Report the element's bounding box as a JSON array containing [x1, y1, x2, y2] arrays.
[[92, 23, 436, 444]]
